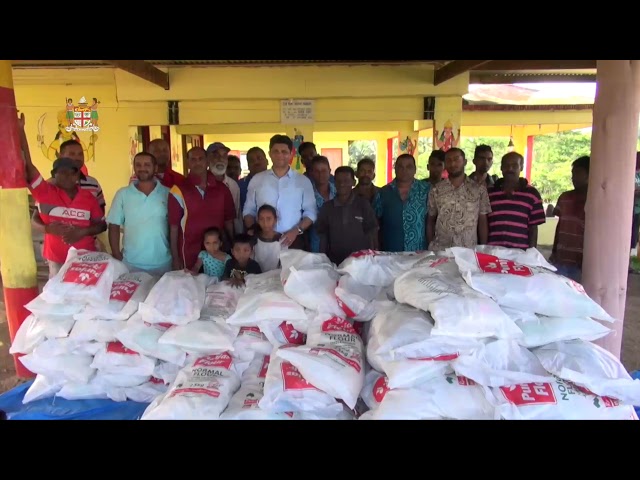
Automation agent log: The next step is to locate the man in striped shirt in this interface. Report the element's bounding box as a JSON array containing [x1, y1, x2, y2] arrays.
[[487, 152, 546, 249]]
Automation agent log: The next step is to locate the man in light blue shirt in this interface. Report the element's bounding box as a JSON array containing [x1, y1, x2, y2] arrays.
[[107, 152, 172, 275], [243, 134, 317, 250]]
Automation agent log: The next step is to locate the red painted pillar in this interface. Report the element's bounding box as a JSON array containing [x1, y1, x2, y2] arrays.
[[0, 60, 38, 378], [525, 135, 534, 182]]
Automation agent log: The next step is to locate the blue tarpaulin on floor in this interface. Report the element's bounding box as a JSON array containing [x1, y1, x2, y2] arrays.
[[0, 380, 148, 420]]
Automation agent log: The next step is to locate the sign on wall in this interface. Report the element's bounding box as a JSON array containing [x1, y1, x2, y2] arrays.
[[280, 99, 315, 124], [65, 96, 100, 133]]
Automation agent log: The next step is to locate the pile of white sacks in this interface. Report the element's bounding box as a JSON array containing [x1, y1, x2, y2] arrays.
[[10, 246, 640, 420]]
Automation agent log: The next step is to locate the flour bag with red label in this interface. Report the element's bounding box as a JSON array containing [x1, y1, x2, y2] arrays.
[[91, 341, 157, 377], [233, 327, 273, 361], [277, 315, 365, 409], [260, 321, 306, 349], [227, 270, 308, 328], [394, 256, 522, 339], [68, 318, 127, 343], [221, 355, 293, 420], [158, 319, 239, 356], [533, 340, 640, 406], [138, 271, 206, 326], [335, 274, 389, 322], [449, 247, 615, 321], [491, 378, 638, 420], [452, 339, 551, 387], [142, 352, 241, 420], [359, 369, 389, 411], [337, 250, 433, 287], [361, 374, 496, 420], [40, 249, 129, 307], [280, 250, 343, 316], [74, 272, 157, 321], [201, 281, 243, 322], [259, 346, 343, 414]]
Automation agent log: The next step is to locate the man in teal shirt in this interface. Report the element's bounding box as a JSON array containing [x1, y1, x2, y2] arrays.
[[107, 152, 172, 275], [374, 154, 429, 252]]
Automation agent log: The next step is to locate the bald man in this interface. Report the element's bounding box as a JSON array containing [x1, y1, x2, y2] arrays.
[[130, 139, 185, 188]]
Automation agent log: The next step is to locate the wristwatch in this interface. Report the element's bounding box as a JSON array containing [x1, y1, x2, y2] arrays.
[[297, 226, 304, 235]]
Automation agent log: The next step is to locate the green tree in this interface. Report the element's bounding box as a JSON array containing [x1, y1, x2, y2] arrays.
[[531, 131, 592, 204], [348, 140, 376, 170]]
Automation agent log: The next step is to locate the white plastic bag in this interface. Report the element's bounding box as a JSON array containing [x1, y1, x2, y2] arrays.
[[394, 257, 522, 339], [227, 270, 307, 327], [123, 377, 168, 403], [74, 271, 157, 321], [233, 327, 273, 359], [277, 315, 364, 409], [361, 373, 496, 420], [201, 281, 243, 321], [10, 314, 78, 355], [158, 319, 239, 356], [91, 341, 157, 377], [138, 271, 206, 326], [25, 294, 85, 318], [335, 274, 387, 322], [450, 247, 615, 322], [68, 319, 127, 343], [221, 355, 293, 420], [115, 313, 187, 366], [337, 250, 432, 287], [491, 378, 638, 420], [22, 375, 64, 404], [20, 343, 95, 384], [516, 316, 612, 348], [259, 348, 343, 414], [141, 352, 241, 420], [360, 369, 389, 411], [533, 340, 640, 406], [452, 339, 552, 387], [40, 249, 129, 307], [260, 321, 306, 349]]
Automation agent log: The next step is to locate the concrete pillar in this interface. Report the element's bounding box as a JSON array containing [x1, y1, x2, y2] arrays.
[[434, 96, 463, 153], [0, 60, 38, 378], [285, 125, 314, 173], [583, 60, 640, 359]]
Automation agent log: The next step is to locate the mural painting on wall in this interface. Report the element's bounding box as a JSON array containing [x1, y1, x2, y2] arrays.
[[400, 136, 417, 156], [290, 128, 304, 172], [37, 96, 100, 173], [434, 119, 460, 152]]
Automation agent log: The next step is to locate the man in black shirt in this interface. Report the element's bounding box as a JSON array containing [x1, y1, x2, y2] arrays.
[[223, 234, 262, 287], [316, 166, 378, 266]]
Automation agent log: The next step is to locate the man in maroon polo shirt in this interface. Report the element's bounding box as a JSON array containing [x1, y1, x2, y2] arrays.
[[18, 114, 106, 278], [168, 146, 235, 271]]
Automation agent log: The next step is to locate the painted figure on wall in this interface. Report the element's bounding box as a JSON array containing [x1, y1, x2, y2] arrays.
[[434, 119, 460, 152], [37, 109, 98, 170], [399, 135, 417, 156], [291, 128, 305, 172], [90, 98, 100, 127]]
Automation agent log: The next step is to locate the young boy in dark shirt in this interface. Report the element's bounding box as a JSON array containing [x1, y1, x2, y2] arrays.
[[223, 233, 262, 287]]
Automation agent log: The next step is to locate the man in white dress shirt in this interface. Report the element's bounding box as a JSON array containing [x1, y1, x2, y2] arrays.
[[207, 142, 243, 236], [243, 134, 317, 250]]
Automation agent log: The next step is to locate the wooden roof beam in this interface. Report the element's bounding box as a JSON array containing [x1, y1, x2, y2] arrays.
[[434, 60, 492, 85], [107, 60, 169, 90], [473, 60, 597, 71]]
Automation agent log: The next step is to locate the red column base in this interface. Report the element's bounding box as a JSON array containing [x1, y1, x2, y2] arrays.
[[4, 286, 39, 379]]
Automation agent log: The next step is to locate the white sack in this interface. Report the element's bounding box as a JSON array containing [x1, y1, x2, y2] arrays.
[[337, 249, 433, 287], [138, 271, 206, 326]]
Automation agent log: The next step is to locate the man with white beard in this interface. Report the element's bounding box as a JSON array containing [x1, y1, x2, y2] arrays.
[[207, 142, 243, 238]]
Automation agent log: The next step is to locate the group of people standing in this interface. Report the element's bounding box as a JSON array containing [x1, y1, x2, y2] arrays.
[[19, 109, 591, 286]]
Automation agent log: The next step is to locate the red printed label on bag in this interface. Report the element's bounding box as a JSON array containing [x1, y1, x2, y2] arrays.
[[239, 326, 266, 340], [62, 262, 108, 286], [259, 355, 270, 378], [350, 249, 378, 259], [194, 352, 233, 369], [322, 317, 357, 335], [149, 377, 165, 385], [281, 361, 318, 391], [415, 353, 460, 362], [279, 322, 305, 345], [110, 280, 139, 302], [500, 382, 557, 406], [106, 341, 139, 356], [373, 376, 390, 403], [336, 296, 357, 319], [456, 376, 476, 386], [476, 253, 533, 277], [428, 257, 450, 268], [309, 347, 362, 373]]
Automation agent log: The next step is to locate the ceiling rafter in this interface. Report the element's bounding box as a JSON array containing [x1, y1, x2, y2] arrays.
[[434, 60, 492, 86], [106, 60, 169, 90]]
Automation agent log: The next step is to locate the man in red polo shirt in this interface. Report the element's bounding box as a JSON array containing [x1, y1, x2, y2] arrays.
[[19, 114, 106, 278], [130, 138, 185, 188], [168, 146, 235, 271]]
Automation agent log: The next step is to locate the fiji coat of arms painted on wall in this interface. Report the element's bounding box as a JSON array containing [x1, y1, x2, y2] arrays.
[[65, 96, 100, 132]]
